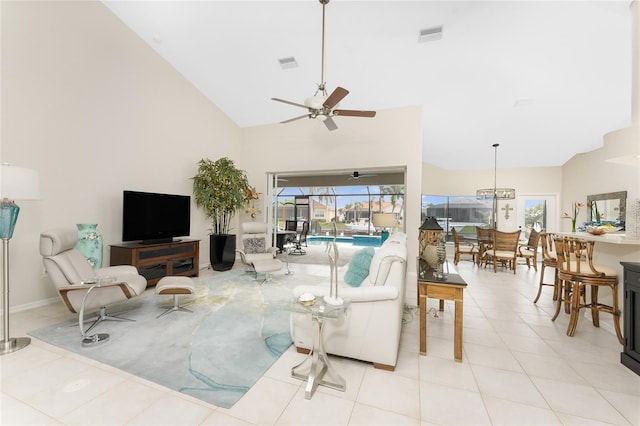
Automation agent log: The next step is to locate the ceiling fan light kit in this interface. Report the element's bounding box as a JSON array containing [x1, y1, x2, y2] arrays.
[[271, 0, 376, 130]]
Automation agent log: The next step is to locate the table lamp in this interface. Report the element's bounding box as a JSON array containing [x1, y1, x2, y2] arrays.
[[418, 216, 443, 261], [372, 213, 396, 243], [1, 164, 41, 355]]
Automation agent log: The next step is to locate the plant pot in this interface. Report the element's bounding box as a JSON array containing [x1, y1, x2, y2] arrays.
[[210, 234, 236, 271]]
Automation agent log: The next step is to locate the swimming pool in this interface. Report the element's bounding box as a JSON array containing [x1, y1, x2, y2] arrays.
[[308, 235, 382, 247]]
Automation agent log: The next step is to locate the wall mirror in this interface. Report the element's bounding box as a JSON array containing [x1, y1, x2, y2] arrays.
[[587, 191, 626, 224]]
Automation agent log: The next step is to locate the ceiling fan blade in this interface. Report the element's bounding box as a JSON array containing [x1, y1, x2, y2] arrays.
[[271, 98, 308, 109], [324, 116, 338, 131], [281, 114, 310, 124], [334, 109, 377, 118], [323, 87, 349, 109]]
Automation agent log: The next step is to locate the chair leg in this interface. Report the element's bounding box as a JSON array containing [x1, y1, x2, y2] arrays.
[[552, 279, 564, 321], [84, 306, 134, 334], [157, 294, 193, 319], [567, 282, 582, 337], [563, 281, 573, 314], [611, 284, 624, 344], [534, 264, 547, 303], [590, 285, 600, 328]]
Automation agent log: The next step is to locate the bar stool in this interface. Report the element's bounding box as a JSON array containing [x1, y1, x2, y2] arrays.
[[533, 232, 559, 303], [552, 236, 623, 344]]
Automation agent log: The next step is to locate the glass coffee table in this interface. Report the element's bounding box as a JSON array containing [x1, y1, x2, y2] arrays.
[[290, 296, 350, 399]]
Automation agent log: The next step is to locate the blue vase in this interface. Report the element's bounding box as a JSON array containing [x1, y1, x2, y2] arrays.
[[76, 223, 103, 269]]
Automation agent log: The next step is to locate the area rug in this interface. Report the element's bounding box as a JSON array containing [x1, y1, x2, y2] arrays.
[[28, 270, 324, 408]]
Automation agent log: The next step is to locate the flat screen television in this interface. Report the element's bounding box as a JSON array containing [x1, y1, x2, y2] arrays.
[[122, 190, 191, 244]]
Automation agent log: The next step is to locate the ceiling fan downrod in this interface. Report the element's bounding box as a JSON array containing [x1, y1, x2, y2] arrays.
[[318, 0, 330, 96]]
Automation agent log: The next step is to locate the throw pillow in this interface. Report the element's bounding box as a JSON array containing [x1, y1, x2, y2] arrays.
[[344, 247, 375, 287], [244, 237, 265, 254]]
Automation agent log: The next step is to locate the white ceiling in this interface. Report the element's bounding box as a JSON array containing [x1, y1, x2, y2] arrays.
[[102, 0, 632, 170]]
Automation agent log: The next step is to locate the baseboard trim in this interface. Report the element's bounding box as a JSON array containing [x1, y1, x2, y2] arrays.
[[0, 296, 60, 315]]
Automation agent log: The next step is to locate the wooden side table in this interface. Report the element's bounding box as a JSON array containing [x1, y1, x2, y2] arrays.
[[418, 268, 467, 362]]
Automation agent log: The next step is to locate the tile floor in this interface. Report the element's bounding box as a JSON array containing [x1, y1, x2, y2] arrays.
[[2, 254, 639, 425]]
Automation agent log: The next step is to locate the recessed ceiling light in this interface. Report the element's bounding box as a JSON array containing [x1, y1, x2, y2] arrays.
[[418, 26, 443, 43], [278, 57, 298, 69], [514, 98, 535, 107]]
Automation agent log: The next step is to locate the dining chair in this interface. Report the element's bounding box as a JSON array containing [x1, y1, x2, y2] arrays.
[[485, 229, 521, 273], [551, 236, 623, 344], [533, 232, 559, 303], [517, 229, 541, 271], [475, 226, 494, 267], [451, 227, 478, 265]]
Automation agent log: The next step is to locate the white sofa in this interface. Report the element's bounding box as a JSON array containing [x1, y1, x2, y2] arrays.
[[290, 232, 408, 370]]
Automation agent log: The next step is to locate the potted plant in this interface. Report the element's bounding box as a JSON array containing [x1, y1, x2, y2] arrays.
[[192, 157, 250, 271]]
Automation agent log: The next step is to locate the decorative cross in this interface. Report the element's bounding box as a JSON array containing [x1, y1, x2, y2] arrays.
[[502, 203, 513, 220]]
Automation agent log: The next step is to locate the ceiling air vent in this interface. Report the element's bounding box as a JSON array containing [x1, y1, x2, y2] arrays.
[[278, 57, 298, 69], [419, 26, 443, 43]]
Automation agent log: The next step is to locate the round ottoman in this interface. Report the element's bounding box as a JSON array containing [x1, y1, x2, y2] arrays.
[[155, 276, 195, 318]]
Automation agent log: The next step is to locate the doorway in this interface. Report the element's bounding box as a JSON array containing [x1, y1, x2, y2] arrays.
[[516, 194, 559, 238]]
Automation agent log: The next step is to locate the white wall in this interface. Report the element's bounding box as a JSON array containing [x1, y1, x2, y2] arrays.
[[240, 106, 423, 303], [1, 1, 241, 308], [421, 162, 563, 231]]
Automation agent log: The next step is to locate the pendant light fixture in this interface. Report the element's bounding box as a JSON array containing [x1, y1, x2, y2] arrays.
[[476, 144, 515, 227]]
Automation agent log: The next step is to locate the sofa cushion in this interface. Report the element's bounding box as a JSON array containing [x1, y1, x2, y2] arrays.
[[244, 237, 266, 254], [344, 247, 375, 287]]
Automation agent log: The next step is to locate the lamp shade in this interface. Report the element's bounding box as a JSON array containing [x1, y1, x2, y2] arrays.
[[372, 213, 396, 228], [1, 164, 41, 200], [419, 216, 442, 230]]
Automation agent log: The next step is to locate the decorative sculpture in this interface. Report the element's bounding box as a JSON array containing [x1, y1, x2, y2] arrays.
[[324, 223, 343, 305]]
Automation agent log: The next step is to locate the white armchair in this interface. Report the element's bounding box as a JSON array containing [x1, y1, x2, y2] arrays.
[[290, 232, 408, 370], [40, 228, 148, 333], [235, 222, 284, 283], [236, 222, 278, 265]]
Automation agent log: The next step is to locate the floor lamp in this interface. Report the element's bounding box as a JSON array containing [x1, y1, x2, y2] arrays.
[[1, 164, 41, 355]]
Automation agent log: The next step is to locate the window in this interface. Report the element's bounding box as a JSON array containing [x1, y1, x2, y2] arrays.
[[421, 195, 492, 240], [275, 185, 405, 236]]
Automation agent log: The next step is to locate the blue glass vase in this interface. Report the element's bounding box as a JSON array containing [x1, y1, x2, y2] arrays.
[[76, 223, 103, 269]]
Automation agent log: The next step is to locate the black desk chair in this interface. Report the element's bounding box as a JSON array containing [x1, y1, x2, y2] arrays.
[[291, 221, 309, 255]]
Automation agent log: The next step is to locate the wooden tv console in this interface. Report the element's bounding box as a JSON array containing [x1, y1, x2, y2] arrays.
[[110, 239, 200, 286]]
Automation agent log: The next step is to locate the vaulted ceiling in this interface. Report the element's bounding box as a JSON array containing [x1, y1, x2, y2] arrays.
[[103, 0, 632, 170]]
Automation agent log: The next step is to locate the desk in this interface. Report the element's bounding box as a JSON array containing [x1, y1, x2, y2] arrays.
[[418, 269, 467, 362]]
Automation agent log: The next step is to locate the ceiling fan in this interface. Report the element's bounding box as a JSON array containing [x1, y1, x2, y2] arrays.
[[271, 0, 376, 131]]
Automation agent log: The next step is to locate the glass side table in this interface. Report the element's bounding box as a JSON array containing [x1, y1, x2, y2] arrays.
[[290, 296, 350, 399]]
